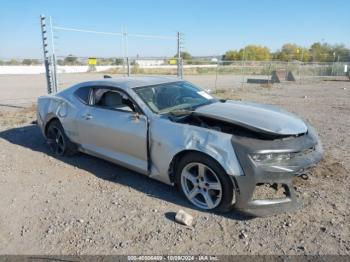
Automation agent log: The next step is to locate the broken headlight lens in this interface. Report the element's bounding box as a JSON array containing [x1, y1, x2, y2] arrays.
[[250, 152, 295, 163]]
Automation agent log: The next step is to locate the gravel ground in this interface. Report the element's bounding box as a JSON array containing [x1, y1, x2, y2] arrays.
[[0, 77, 349, 255]]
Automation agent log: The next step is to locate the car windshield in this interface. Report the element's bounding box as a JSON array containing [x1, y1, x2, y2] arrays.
[[134, 81, 216, 114]]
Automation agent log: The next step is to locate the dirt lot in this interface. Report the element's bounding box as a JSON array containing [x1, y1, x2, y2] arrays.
[[0, 75, 349, 255]]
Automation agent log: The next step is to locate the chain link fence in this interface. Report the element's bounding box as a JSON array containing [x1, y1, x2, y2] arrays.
[[47, 57, 349, 92], [182, 60, 349, 91], [1, 57, 348, 93]]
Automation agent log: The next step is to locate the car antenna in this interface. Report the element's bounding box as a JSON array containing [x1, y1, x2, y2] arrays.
[[104, 75, 112, 79]]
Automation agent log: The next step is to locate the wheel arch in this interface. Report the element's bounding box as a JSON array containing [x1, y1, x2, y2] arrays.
[[44, 115, 60, 137], [168, 149, 234, 184], [170, 149, 238, 211]]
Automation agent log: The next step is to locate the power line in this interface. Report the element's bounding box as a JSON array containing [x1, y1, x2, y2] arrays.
[[52, 26, 176, 40], [128, 33, 176, 40], [52, 26, 122, 36]]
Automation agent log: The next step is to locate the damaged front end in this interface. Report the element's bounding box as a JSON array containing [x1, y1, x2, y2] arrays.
[[231, 124, 323, 216], [170, 111, 323, 217]]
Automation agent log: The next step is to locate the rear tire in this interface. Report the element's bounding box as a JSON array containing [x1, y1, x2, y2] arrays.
[[46, 120, 77, 156], [175, 152, 235, 212]]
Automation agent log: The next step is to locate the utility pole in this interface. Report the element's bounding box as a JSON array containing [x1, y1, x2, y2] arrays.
[[214, 60, 219, 93], [127, 57, 130, 76], [121, 26, 126, 76], [124, 26, 129, 76], [49, 16, 58, 92], [241, 47, 246, 88], [40, 15, 53, 94], [177, 32, 183, 78]]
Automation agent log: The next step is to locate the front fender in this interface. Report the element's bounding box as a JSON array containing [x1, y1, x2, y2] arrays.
[[149, 118, 244, 185]]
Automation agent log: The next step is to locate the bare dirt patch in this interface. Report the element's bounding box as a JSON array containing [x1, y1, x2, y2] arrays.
[[0, 78, 349, 255], [0, 105, 36, 126]]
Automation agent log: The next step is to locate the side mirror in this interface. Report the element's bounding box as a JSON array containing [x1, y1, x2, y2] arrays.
[[130, 112, 140, 121]]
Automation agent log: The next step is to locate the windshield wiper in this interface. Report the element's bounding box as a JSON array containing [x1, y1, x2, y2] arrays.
[[164, 100, 216, 116], [167, 108, 193, 116]]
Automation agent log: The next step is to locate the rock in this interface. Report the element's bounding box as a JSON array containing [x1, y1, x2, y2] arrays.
[[78, 219, 84, 223], [283, 221, 291, 227], [119, 241, 127, 248], [175, 210, 193, 226], [297, 246, 305, 251], [239, 230, 247, 239]]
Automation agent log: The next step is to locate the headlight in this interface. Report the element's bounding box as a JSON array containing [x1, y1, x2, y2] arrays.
[[250, 152, 295, 163]]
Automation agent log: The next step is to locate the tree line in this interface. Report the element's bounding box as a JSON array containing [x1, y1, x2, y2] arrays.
[[222, 42, 350, 62], [0, 56, 125, 66], [0, 59, 41, 65], [1, 42, 349, 65], [56, 56, 124, 66]]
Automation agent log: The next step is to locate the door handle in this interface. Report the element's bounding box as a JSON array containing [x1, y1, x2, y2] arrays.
[[83, 114, 93, 120]]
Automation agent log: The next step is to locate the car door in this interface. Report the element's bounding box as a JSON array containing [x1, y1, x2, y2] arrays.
[[76, 87, 148, 174]]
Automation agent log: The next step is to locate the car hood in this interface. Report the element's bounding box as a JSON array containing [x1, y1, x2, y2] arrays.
[[194, 100, 308, 136]]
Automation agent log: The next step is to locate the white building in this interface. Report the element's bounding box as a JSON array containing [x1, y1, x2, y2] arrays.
[[134, 59, 165, 67]]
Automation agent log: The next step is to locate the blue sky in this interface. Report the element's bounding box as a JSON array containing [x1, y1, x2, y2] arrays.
[[1, 0, 349, 59]]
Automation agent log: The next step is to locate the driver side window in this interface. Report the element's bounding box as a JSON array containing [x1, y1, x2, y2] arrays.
[[92, 88, 135, 112]]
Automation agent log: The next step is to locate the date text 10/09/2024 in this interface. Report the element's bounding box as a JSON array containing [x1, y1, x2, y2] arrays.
[[127, 255, 219, 261]]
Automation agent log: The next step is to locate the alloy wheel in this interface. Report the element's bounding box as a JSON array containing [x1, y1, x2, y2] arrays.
[[47, 126, 66, 155], [180, 162, 223, 209]]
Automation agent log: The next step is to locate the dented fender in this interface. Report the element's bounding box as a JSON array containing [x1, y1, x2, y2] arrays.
[[148, 117, 244, 184], [37, 95, 80, 143]]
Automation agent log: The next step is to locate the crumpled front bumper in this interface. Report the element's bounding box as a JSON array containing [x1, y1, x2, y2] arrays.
[[231, 125, 323, 217]]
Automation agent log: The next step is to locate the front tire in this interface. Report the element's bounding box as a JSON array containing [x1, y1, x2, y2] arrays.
[[46, 120, 77, 156], [175, 152, 235, 212]]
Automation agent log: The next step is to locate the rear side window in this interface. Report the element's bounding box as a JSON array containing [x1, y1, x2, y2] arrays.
[[74, 87, 90, 104], [92, 89, 134, 112]]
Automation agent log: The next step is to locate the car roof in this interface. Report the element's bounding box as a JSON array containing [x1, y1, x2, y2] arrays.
[[76, 76, 182, 90]]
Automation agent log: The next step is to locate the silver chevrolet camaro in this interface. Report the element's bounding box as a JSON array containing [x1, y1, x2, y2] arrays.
[[37, 76, 323, 216]]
